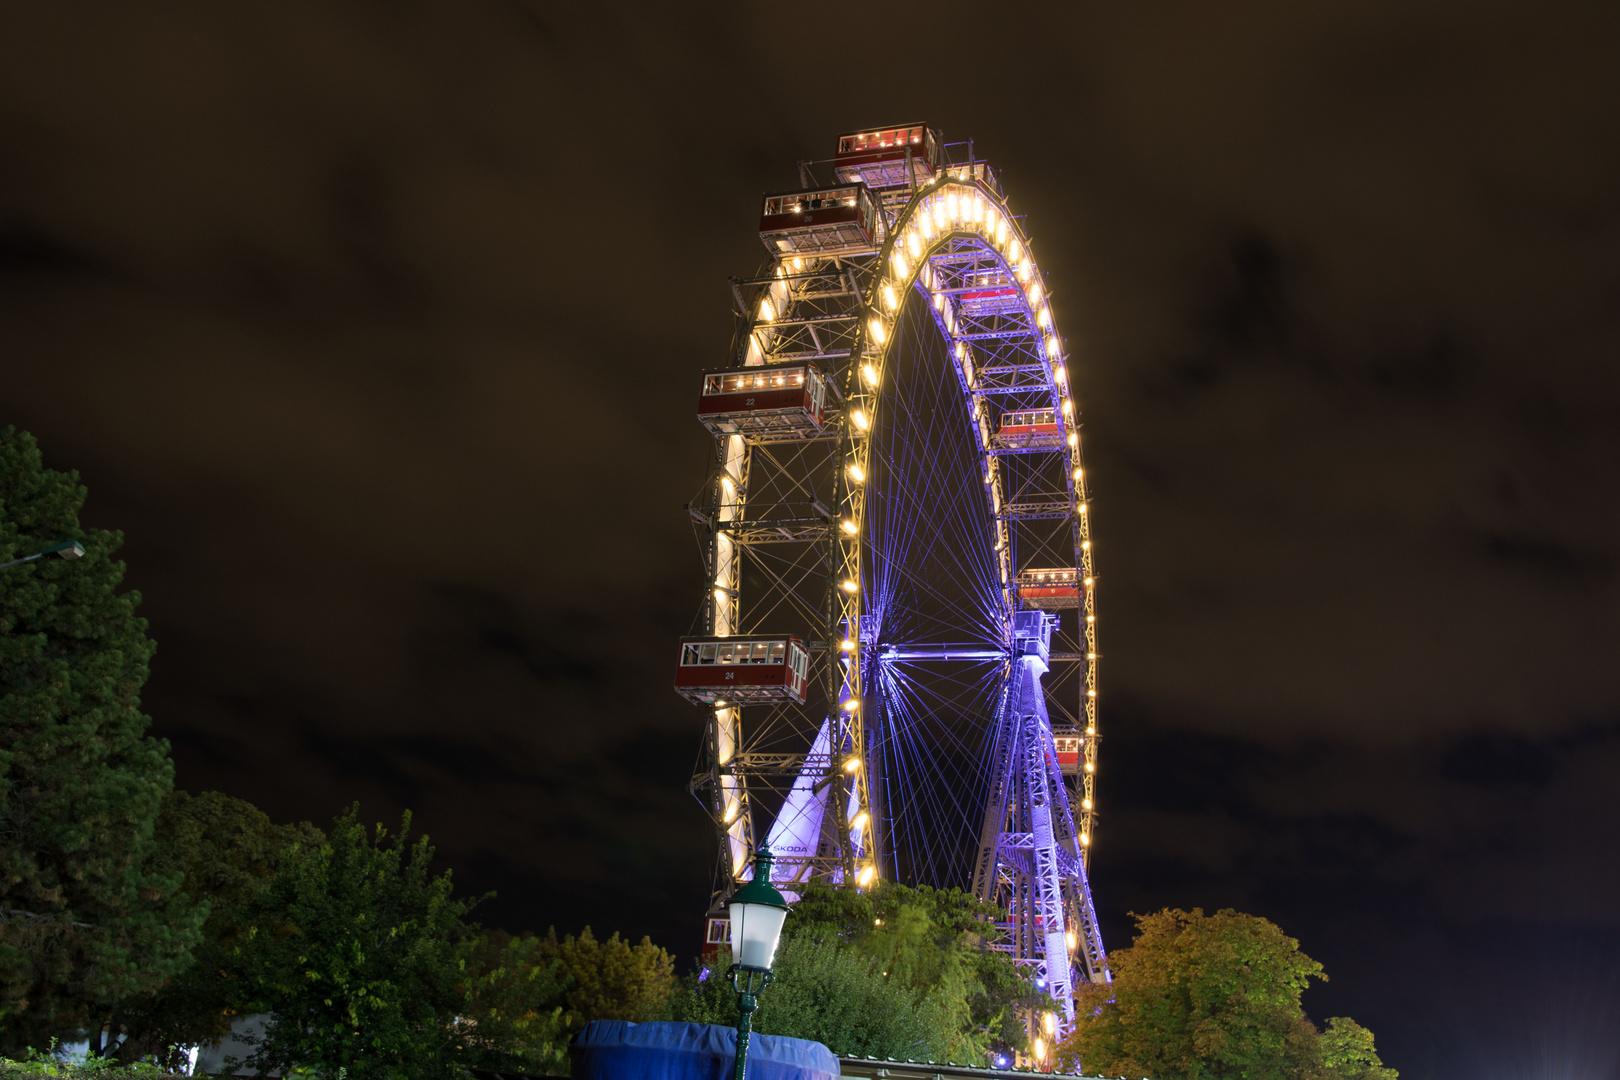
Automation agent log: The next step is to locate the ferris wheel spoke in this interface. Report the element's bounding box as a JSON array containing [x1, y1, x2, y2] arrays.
[[879, 673, 1002, 884]]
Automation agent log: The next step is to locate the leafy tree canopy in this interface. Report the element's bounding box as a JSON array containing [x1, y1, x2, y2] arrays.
[[787, 881, 1033, 1056], [230, 806, 477, 1080], [1056, 908, 1396, 1080], [539, 926, 675, 1030], [0, 427, 202, 1053], [455, 931, 571, 1075], [672, 881, 1034, 1065], [109, 792, 323, 1066], [1318, 1016, 1398, 1080], [674, 933, 946, 1062]]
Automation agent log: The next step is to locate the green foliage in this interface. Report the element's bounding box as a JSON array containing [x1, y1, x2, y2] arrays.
[[540, 926, 676, 1029], [1317, 1017, 1397, 1080], [1055, 909, 1396, 1080], [673, 935, 943, 1060], [110, 792, 323, 1067], [454, 932, 571, 1074], [0, 427, 203, 1053], [229, 806, 477, 1080], [0, 1045, 185, 1079], [786, 881, 1032, 1057], [671, 881, 1033, 1065]]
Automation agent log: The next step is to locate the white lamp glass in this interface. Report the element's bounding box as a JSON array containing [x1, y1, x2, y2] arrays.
[[728, 900, 788, 970]]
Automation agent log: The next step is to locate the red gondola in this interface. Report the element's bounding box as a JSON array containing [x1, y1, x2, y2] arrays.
[[996, 407, 1064, 449], [675, 635, 812, 706], [834, 123, 941, 189], [1017, 566, 1082, 610], [697, 361, 833, 439], [1052, 729, 1082, 775], [701, 915, 731, 964], [759, 184, 878, 255], [957, 269, 1023, 316]]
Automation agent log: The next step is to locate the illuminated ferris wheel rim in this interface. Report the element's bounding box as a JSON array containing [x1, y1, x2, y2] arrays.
[[832, 169, 1100, 853], [847, 170, 1091, 609]]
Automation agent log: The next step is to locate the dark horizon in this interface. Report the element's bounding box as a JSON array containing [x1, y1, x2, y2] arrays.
[[5, 3, 1619, 1077]]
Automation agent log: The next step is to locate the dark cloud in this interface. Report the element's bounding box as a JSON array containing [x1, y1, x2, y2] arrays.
[[3, 0, 1619, 1073]]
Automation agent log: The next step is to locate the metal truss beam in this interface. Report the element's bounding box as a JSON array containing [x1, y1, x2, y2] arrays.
[[717, 518, 835, 544]]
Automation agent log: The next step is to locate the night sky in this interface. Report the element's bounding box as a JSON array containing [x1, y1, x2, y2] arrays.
[[5, 3, 1620, 1077]]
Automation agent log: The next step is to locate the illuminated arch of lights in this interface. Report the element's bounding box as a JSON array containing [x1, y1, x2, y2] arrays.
[[676, 123, 1107, 1048]]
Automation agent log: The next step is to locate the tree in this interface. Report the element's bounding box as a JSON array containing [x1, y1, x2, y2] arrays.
[[109, 791, 323, 1066], [1317, 1017, 1398, 1080], [455, 932, 571, 1075], [674, 933, 946, 1061], [541, 926, 676, 1028], [786, 881, 1034, 1058], [671, 881, 1034, 1065], [0, 427, 202, 1053], [1054, 909, 1396, 1080], [230, 806, 477, 1080]]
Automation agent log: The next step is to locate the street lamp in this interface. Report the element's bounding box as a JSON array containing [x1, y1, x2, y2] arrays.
[[727, 846, 789, 1080], [0, 539, 85, 571]]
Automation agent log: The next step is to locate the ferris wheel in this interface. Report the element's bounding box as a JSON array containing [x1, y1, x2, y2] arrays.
[[676, 123, 1107, 1036]]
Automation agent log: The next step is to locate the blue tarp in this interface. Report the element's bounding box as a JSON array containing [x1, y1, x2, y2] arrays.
[[571, 1020, 840, 1080]]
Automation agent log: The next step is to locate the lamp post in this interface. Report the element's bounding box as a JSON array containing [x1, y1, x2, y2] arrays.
[[727, 846, 789, 1080], [0, 539, 85, 571]]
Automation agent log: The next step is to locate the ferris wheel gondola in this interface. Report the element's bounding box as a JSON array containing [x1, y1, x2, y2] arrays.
[[678, 122, 1107, 1044]]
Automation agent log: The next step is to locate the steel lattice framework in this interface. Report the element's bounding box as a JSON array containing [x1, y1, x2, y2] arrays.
[[684, 127, 1107, 1038]]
